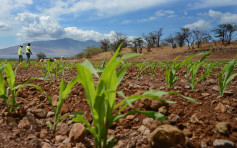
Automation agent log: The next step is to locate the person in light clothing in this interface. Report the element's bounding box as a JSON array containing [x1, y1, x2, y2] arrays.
[[18, 45, 24, 63], [26, 43, 33, 63]]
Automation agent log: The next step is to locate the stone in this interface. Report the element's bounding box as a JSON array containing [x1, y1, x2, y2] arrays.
[[213, 139, 235, 148], [215, 103, 226, 113], [142, 118, 154, 127], [215, 122, 230, 135], [18, 117, 30, 129], [31, 109, 47, 118], [201, 93, 210, 97], [52, 95, 59, 106], [207, 79, 216, 85], [168, 114, 180, 123], [148, 125, 185, 148], [138, 125, 147, 134], [150, 100, 164, 110], [190, 114, 203, 124], [46, 111, 55, 118], [126, 115, 135, 120], [40, 129, 49, 139], [200, 140, 208, 148], [158, 106, 168, 115], [69, 123, 85, 142], [212, 86, 220, 91], [182, 129, 192, 137], [56, 135, 68, 143], [41, 142, 52, 148]]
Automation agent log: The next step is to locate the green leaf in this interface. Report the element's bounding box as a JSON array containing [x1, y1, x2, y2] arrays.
[[4, 64, 15, 90], [81, 59, 99, 78], [117, 91, 133, 108], [76, 64, 96, 109], [0, 68, 6, 96], [120, 53, 142, 60], [116, 66, 127, 87], [59, 112, 84, 122], [46, 121, 53, 129]]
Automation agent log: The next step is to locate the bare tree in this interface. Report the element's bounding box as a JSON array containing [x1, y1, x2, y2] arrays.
[[111, 32, 128, 52], [155, 28, 163, 47], [164, 35, 177, 49], [213, 24, 237, 44], [143, 33, 152, 52], [99, 38, 110, 52]]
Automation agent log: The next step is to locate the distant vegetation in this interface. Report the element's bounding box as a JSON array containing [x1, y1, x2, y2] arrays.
[[75, 23, 237, 58], [75, 46, 102, 58], [36, 52, 46, 59]]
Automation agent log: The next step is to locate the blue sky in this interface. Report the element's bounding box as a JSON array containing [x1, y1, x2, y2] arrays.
[[0, 0, 237, 49]]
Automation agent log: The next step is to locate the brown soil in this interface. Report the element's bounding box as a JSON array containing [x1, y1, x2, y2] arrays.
[[0, 43, 237, 148]]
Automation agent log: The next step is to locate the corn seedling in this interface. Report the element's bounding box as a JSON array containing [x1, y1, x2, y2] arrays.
[[166, 52, 210, 88], [136, 62, 147, 78], [44, 76, 83, 133], [186, 51, 211, 91], [72, 45, 197, 148], [218, 59, 237, 96], [0, 63, 47, 112], [203, 63, 216, 80]]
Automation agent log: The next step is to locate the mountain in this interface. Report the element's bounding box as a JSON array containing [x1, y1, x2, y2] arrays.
[[0, 38, 101, 56]]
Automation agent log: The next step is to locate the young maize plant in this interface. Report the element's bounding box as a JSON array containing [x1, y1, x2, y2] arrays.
[[46, 77, 83, 133], [218, 59, 237, 96], [136, 61, 147, 78], [0, 63, 47, 112], [52, 61, 65, 81], [166, 51, 211, 89], [143, 62, 158, 78], [72, 45, 197, 148], [203, 63, 216, 80], [185, 51, 211, 91]]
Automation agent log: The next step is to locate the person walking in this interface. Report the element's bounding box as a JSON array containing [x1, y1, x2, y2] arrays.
[[18, 45, 24, 63], [26, 43, 33, 63]]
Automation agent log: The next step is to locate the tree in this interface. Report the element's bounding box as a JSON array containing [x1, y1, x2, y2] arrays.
[[36, 52, 46, 59], [143, 33, 152, 52], [81, 46, 102, 58], [213, 24, 237, 44], [111, 32, 128, 52], [129, 37, 144, 53], [156, 28, 163, 47], [164, 35, 177, 49], [99, 38, 110, 52]]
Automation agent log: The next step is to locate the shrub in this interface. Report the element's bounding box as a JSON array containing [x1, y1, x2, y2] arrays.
[[36, 52, 46, 59]]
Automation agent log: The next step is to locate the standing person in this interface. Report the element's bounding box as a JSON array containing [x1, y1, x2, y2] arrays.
[[26, 43, 33, 63], [18, 45, 24, 63]]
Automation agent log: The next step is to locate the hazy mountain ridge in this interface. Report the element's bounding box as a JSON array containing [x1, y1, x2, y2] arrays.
[[0, 38, 100, 56]]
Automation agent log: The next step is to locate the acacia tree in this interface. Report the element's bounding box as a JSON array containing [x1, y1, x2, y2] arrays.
[[213, 24, 237, 44], [111, 32, 128, 52], [99, 38, 110, 52], [164, 35, 177, 48]]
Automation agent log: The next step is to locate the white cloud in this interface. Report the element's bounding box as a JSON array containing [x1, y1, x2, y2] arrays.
[[208, 9, 237, 24], [192, 0, 237, 9], [15, 13, 132, 42], [0, 22, 11, 31], [184, 20, 211, 30], [16, 13, 65, 42], [139, 9, 176, 22], [0, 0, 32, 18], [155, 10, 175, 17], [42, 0, 174, 18]]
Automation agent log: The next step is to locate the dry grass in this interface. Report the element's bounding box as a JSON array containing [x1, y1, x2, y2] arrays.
[[85, 41, 237, 62]]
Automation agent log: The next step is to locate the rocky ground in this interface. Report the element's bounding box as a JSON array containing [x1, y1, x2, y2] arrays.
[[0, 60, 236, 148]]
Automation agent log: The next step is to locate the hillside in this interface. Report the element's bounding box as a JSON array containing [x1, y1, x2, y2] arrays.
[[0, 38, 100, 56], [87, 41, 237, 62]]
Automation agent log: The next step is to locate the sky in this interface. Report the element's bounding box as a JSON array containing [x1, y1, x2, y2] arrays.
[[0, 0, 237, 49]]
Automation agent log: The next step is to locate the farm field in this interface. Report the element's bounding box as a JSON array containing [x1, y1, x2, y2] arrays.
[[0, 46, 237, 148]]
